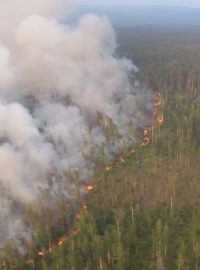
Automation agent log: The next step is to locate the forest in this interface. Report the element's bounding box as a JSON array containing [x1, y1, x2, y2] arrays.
[[1, 26, 200, 270]]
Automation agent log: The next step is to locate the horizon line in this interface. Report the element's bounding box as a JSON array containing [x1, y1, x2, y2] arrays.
[[76, 4, 200, 9]]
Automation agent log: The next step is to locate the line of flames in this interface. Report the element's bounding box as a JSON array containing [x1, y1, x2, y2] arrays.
[[24, 92, 163, 266]]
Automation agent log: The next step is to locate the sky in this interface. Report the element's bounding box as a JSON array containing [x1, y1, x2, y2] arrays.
[[75, 0, 200, 8]]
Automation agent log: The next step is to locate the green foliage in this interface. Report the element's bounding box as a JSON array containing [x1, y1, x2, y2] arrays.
[[3, 26, 200, 269]]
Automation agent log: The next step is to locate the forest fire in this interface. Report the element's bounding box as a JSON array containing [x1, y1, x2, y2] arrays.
[[153, 92, 162, 107], [23, 92, 164, 268], [144, 137, 151, 144], [154, 100, 161, 107], [105, 165, 112, 171], [156, 113, 164, 125], [57, 238, 65, 246], [37, 251, 45, 257], [153, 92, 164, 125], [144, 129, 148, 136], [141, 92, 163, 145], [87, 184, 95, 192], [144, 126, 155, 134], [118, 156, 126, 164]]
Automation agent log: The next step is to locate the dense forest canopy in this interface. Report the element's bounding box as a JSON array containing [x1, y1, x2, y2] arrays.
[[1, 26, 200, 270]]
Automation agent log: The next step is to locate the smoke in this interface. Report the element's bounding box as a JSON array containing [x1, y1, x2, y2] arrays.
[[0, 0, 152, 248]]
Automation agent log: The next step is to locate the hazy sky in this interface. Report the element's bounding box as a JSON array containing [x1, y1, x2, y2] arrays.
[[75, 0, 200, 8]]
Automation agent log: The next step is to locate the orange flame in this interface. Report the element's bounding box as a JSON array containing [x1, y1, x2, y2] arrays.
[[87, 184, 95, 192], [144, 137, 151, 144], [57, 238, 65, 246], [153, 92, 162, 107], [154, 100, 161, 107], [37, 251, 45, 257], [24, 92, 163, 266], [157, 113, 164, 125], [105, 165, 112, 171]]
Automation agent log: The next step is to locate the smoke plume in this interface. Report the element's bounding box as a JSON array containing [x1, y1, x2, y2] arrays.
[[0, 0, 152, 248]]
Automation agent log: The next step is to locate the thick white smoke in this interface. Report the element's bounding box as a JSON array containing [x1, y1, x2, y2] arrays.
[[0, 0, 152, 247]]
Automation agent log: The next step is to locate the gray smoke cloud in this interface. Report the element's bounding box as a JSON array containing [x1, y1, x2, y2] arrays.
[[0, 0, 152, 248]]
